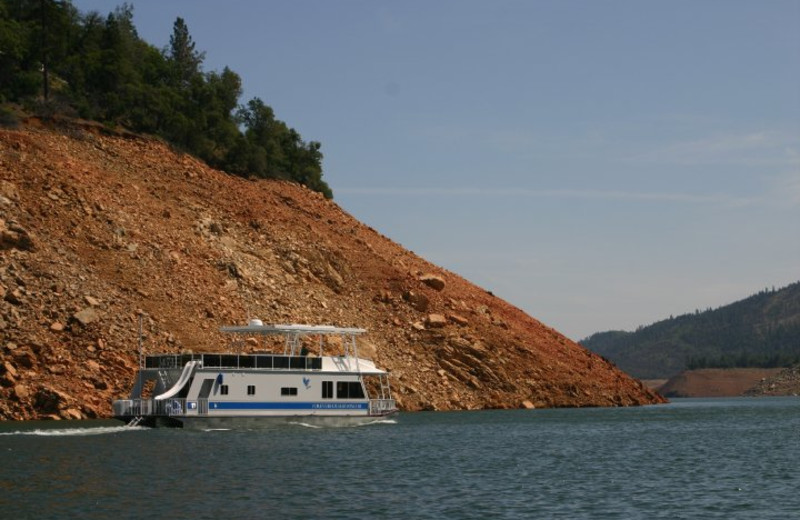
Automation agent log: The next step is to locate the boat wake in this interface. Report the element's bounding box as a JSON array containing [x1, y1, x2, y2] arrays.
[[0, 425, 146, 437], [362, 418, 397, 426], [288, 421, 323, 429], [288, 418, 397, 429]]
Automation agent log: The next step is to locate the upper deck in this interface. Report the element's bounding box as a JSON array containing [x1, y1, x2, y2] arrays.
[[219, 322, 366, 336], [145, 353, 322, 370], [139, 321, 383, 373], [144, 352, 386, 374]]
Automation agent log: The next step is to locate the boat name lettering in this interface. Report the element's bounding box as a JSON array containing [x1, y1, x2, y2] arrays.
[[311, 403, 364, 410]]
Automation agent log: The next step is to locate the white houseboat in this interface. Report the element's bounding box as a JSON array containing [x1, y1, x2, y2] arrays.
[[112, 321, 397, 428]]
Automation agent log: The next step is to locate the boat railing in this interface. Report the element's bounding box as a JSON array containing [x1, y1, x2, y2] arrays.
[[369, 399, 397, 416], [113, 398, 188, 417], [144, 353, 323, 371]]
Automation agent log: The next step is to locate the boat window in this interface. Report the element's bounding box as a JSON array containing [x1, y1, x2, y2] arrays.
[[239, 356, 255, 368], [256, 356, 273, 369], [281, 387, 298, 396], [203, 354, 222, 368], [336, 381, 365, 399], [274, 356, 290, 369], [289, 357, 306, 369], [322, 381, 333, 399], [247, 385, 256, 395], [220, 355, 238, 368], [220, 384, 229, 395]]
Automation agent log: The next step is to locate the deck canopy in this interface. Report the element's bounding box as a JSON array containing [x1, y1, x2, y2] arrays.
[[220, 321, 368, 358], [220, 322, 366, 336]]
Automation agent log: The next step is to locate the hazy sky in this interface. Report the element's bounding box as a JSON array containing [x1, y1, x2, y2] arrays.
[[72, 0, 800, 340]]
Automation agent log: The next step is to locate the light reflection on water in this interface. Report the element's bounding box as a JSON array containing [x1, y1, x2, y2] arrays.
[[1, 398, 798, 519]]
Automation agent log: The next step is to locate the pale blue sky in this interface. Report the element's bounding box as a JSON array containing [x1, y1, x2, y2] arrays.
[[73, 0, 800, 339]]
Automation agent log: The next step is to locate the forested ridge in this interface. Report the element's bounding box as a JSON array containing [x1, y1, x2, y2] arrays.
[[0, 0, 332, 197], [581, 282, 800, 379]]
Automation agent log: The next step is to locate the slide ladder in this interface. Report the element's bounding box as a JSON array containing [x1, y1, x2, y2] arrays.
[[157, 370, 171, 392]]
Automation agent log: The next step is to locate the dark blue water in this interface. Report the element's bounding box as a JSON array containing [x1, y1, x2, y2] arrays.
[[1, 397, 799, 519]]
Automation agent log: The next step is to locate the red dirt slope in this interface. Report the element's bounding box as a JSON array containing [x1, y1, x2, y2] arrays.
[[0, 122, 664, 420]]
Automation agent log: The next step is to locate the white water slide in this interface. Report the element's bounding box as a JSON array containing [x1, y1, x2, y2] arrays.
[[154, 361, 200, 401]]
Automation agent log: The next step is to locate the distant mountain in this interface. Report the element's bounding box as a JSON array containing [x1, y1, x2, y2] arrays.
[[581, 282, 800, 379]]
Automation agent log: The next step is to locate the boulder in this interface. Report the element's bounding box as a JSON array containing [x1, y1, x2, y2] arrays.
[[375, 290, 393, 303], [402, 290, 429, 312], [12, 349, 36, 369], [521, 400, 536, 409], [448, 313, 469, 326], [420, 274, 446, 291], [1, 368, 16, 387], [72, 307, 100, 326], [60, 408, 83, 420], [0, 219, 34, 251], [34, 387, 64, 413], [2, 361, 18, 378], [425, 314, 447, 328], [13, 383, 30, 401]]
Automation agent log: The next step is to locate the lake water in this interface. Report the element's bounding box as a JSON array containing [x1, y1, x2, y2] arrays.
[[1, 397, 798, 519]]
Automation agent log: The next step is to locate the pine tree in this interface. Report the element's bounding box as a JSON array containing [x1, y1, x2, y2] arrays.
[[168, 17, 204, 89]]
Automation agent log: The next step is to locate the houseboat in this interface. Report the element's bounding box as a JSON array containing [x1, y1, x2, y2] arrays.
[[112, 320, 398, 428]]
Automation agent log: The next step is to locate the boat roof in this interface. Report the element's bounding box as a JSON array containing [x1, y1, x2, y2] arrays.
[[220, 322, 366, 336]]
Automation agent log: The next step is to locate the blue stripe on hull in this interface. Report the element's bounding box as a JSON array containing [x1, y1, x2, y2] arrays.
[[209, 401, 368, 410]]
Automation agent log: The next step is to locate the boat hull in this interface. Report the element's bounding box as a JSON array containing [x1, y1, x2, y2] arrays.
[[116, 411, 398, 429]]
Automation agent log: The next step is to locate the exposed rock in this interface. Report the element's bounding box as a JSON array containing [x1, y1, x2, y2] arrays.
[[375, 290, 392, 303], [402, 290, 429, 312], [0, 122, 665, 421], [1, 372, 16, 387], [659, 368, 785, 398], [4, 287, 23, 305], [34, 386, 65, 413], [420, 273, 446, 291], [72, 307, 100, 326], [50, 321, 65, 332], [0, 180, 20, 202], [2, 361, 18, 378], [448, 313, 469, 326], [744, 366, 800, 396], [425, 314, 447, 328], [13, 383, 30, 401], [520, 400, 536, 409], [0, 219, 34, 251], [358, 340, 378, 360], [60, 408, 83, 420], [12, 349, 36, 369]]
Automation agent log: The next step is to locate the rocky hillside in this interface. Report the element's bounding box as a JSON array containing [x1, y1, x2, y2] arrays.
[[744, 366, 800, 397], [656, 368, 784, 398], [0, 121, 664, 421]]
